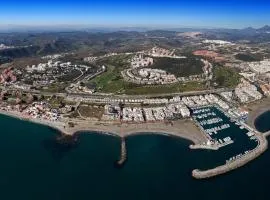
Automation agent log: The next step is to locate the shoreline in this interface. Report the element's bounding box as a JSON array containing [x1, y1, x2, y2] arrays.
[[0, 109, 69, 136], [0, 109, 207, 145], [65, 118, 208, 145], [246, 97, 270, 130], [1, 98, 268, 145], [1, 103, 270, 180]]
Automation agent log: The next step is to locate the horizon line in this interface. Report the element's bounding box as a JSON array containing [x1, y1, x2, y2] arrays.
[[0, 23, 269, 30]]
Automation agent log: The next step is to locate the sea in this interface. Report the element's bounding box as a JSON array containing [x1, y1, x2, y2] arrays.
[[0, 110, 270, 200]]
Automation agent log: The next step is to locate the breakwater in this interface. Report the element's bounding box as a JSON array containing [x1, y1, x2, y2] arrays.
[[264, 131, 270, 137], [192, 133, 268, 179], [116, 137, 127, 166]]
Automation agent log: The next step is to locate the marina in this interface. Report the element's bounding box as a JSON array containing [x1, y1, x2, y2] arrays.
[[190, 106, 266, 178], [192, 106, 257, 148]]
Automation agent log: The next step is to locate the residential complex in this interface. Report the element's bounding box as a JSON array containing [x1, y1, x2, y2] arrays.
[[122, 68, 177, 85], [246, 59, 270, 74], [235, 79, 263, 103]]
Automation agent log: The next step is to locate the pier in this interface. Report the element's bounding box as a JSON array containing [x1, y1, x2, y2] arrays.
[[189, 144, 219, 150], [116, 137, 127, 166]]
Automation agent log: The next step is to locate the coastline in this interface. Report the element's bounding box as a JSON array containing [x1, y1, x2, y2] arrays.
[[62, 118, 208, 145], [1, 102, 270, 180], [246, 97, 270, 130], [1, 98, 268, 146], [0, 110, 69, 136], [0, 109, 208, 145]]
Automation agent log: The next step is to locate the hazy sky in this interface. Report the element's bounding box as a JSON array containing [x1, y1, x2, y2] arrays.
[[0, 0, 270, 28]]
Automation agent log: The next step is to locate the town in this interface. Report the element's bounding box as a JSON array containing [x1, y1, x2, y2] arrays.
[[2, 1, 270, 199], [0, 27, 270, 180]]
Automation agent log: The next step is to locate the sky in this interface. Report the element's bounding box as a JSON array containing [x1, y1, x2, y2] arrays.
[[0, 0, 270, 29]]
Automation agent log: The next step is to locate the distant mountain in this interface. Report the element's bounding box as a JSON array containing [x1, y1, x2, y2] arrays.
[[0, 24, 269, 34], [0, 25, 269, 60], [241, 27, 256, 32], [257, 25, 270, 32]]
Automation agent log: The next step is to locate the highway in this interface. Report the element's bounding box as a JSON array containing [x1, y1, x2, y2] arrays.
[[65, 88, 232, 99], [1, 85, 232, 102]]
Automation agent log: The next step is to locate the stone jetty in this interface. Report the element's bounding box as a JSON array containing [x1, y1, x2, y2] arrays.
[[263, 130, 270, 138], [116, 137, 127, 166], [192, 133, 268, 179]]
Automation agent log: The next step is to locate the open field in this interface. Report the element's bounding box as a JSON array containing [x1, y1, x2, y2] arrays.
[[41, 82, 69, 93], [123, 81, 206, 95], [89, 64, 128, 93], [235, 53, 263, 62], [212, 66, 241, 88], [77, 104, 104, 119]]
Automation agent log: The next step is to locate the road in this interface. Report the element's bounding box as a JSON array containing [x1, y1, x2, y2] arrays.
[[1, 85, 232, 102]]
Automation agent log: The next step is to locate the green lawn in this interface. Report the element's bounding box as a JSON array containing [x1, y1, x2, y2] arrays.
[[89, 64, 126, 93], [123, 82, 206, 95]]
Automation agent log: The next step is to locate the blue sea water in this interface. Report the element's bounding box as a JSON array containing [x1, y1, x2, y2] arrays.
[[255, 110, 270, 133], [0, 113, 270, 200]]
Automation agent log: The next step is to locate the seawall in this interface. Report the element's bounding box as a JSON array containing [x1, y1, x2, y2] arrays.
[[192, 133, 268, 179]]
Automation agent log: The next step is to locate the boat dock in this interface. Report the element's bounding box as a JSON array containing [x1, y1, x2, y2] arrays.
[[192, 106, 235, 149], [189, 144, 219, 150]]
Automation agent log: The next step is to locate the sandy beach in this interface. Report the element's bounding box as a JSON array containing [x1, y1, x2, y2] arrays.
[[0, 109, 68, 135], [0, 109, 208, 145], [65, 118, 208, 144], [1, 97, 269, 146], [246, 97, 270, 129]]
